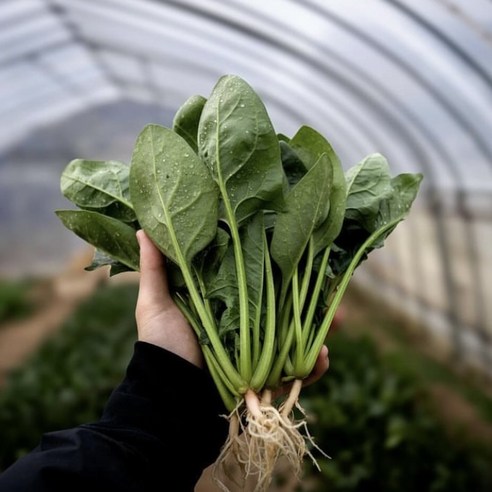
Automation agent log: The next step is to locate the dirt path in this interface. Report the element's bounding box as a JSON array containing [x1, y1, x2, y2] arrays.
[[0, 248, 106, 386]]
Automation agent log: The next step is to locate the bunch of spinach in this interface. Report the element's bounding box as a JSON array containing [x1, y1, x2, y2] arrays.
[[56, 74, 422, 489]]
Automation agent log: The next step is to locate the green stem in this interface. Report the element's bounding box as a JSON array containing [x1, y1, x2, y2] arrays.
[[302, 246, 331, 347], [172, 293, 200, 336], [252, 259, 264, 371], [203, 349, 238, 412], [304, 219, 403, 374], [278, 293, 293, 347], [194, 266, 216, 328], [325, 274, 342, 307], [292, 268, 304, 375], [284, 354, 294, 376], [250, 231, 276, 391], [203, 346, 240, 397], [267, 325, 294, 388], [173, 293, 245, 392]]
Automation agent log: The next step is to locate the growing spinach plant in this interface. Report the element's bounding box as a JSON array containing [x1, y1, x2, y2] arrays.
[[56, 74, 422, 491]]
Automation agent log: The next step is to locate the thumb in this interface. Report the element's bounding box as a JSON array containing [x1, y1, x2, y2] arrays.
[[136, 230, 170, 307]]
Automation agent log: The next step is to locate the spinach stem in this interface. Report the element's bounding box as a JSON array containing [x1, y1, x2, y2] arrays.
[[172, 267, 245, 391], [252, 253, 264, 371], [302, 246, 331, 347], [284, 354, 294, 376], [304, 218, 402, 373], [194, 267, 216, 329], [266, 326, 294, 388], [173, 295, 239, 398], [203, 346, 240, 397], [203, 349, 237, 412], [292, 269, 304, 375], [250, 231, 276, 391], [278, 292, 293, 347]]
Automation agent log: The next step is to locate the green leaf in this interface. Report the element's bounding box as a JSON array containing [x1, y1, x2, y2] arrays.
[[198, 74, 284, 224], [55, 210, 139, 271], [288, 126, 347, 255], [290, 125, 338, 171], [60, 160, 136, 222], [279, 140, 307, 189], [172, 94, 207, 153], [330, 159, 423, 276], [271, 153, 333, 290], [196, 227, 230, 286], [85, 249, 136, 277], [366, 173, 423, 235], [129, 124, 219, 267], [344, 153, 392, 229], [344, 154, 422, 237]]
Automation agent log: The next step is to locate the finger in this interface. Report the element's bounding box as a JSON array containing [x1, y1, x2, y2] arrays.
[[136, 230, 170, 307], [302, 345, 329, 388]]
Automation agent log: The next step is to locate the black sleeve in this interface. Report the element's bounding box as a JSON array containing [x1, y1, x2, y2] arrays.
[[0, 341, 229, 491]]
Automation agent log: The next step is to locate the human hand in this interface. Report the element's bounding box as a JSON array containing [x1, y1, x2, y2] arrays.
[[135, 230, 204, 368]]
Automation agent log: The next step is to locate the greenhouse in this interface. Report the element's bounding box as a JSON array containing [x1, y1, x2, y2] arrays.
[[0, 1, 491, 491]]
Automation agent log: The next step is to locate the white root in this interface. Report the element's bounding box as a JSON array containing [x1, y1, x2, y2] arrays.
[[212, 381, 327, 492]]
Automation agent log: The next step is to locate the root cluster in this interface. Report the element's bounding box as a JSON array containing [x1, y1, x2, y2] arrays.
[[213, 380, 327, 492]]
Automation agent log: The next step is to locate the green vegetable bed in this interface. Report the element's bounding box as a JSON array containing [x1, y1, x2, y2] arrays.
[[1, 285, 490, 491]]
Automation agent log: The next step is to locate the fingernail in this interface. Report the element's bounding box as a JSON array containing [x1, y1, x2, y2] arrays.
[[136, 230, 142, 247]]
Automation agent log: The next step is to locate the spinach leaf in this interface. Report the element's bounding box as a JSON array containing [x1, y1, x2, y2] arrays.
[[279, 140, 307, 188], [61, 159, 136, 222], [344, 153, 392, 229], [172, 94, 207, 153], [129, 124, 218, 267], [198, 74, 284, 224], [288, 126, 347, 255], [330, 157, 423, 276], [271, 153, 332, 293], [55, 210, 139, 271], [290, 125, 337, 170], [85, 250, 135, 276], [195, 227, 230, 287]]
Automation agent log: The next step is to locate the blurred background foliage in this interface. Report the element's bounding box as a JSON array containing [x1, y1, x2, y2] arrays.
[[0, 281, 491, 491]]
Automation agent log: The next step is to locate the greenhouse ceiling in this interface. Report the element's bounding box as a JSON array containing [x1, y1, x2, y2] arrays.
[[1, 0, 492, 209]]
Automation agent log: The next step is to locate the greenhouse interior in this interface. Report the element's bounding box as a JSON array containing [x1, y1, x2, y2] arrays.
[[1, 0, 491, 491]]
